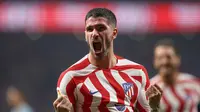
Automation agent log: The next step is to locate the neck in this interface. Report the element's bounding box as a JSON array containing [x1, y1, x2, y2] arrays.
[[161, 71, 179, 86], [88, 49, 117, 69]]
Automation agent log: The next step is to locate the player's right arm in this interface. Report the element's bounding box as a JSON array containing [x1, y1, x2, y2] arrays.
[[53, 70, 77, 112]]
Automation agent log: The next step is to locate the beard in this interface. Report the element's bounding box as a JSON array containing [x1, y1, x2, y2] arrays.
[[158, 64, 177, 77]]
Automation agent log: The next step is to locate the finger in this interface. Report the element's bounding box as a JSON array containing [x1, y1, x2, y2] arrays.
[[146, 86, 154, 96], [57, 101, 72, 112], [53, 96, 64, 109], [154, 84, 163, 93], [152, 85, 162, 95], [53, 97, 62, 107]]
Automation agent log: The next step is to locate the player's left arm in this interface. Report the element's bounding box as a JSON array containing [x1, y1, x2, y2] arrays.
[[135, 66, 162, 112]]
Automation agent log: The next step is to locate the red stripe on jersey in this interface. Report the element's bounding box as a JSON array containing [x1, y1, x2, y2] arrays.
[[170, 86, 184, 112], [124, 108, 130, 112], [68, 58, 90, 71], [113, 65, 150, 91], [115, 55, 124, 59], [65, 79, 76, 112], [140, 66, 150, 91], [80, 84, 92, 112], [177, 79, 200, 84], [136, 102, 146, 112], [103, 70, 125, 104], [131, 76, 142, 84], [114, 65, 143, 71], [57, 57, 89, 87], [162, 94, 172, 112], [189, 101, 194, 112], [184, 89, 195, 112], [118, 72, 138, 107], [89, 73, 110, 112]]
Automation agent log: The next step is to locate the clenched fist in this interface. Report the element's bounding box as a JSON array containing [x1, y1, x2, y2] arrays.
[[146, 84, 163, 111], [53, 95, 73, 112]]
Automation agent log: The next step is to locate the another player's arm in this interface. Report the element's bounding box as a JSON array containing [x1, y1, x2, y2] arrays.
[[135, 66, 162, 112], [53, 71, 77, 112]]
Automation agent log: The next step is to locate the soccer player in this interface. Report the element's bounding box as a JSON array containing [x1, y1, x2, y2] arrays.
[[53, 8, 162, 112], [6, 86, 34, 112], [151, 39, 200, 112]]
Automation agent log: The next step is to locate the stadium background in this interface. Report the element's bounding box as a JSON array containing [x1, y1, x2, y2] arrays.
[[0, 1, 200, 112]]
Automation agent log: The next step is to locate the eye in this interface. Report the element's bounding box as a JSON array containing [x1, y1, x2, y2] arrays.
[[86, 26, 93, 32], [97, 25, 106, 32]]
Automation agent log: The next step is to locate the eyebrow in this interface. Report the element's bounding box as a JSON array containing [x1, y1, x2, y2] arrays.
[[86, 23, 106, 28]]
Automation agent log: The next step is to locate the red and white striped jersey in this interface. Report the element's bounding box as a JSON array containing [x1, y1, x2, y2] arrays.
[[57, 55, 151, 112], [151, 73, 200, 112]]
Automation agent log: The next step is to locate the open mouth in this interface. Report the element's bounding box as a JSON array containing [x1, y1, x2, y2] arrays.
[[93, 42, 102, 54]]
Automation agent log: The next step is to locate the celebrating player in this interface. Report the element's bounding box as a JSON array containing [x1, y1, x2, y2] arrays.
[[151, 39, 200, 112], [53, 8, 162, 112]]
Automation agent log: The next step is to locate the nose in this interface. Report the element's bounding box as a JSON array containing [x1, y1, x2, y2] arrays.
[[92, 29, 99, 40], [161, 56, 170, 65]]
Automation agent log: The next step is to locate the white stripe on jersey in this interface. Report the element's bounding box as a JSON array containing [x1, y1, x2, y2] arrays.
[[120, 69, 141, 76], [121, 69, 150, 111], [160, 98, 167, 111], [57, 73, 73, 95], [164, 87, 180, 111], [110, 70, 130, 106], [95, 70, 118, 107], [121, 69, 142, 88], [58, 64, 96, 95], [117, 59, 139, 66], [72, 64, 97, 77], [120, 68, 147, 90], [178, 73, 196, 80], [84, 78, 101, 112], [176, 85, 191, 112]]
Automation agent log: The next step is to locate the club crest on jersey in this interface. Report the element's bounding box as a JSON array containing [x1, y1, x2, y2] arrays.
[[122, 83, 134, 98]]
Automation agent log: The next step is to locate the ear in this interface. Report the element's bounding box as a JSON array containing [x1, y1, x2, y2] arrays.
[[112, 28, 118, 39]]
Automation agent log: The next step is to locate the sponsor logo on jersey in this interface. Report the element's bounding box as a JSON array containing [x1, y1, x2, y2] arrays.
[[89, 90, 99, 95], [115, 104, 126, 111]]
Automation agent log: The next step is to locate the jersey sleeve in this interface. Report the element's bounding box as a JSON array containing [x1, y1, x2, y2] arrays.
[[135, 66, 151, 112], [57, 70, 77, 105]]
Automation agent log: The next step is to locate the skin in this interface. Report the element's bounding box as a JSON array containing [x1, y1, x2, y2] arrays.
[[53, 16, 162, 112], [85, 17, 118, 69], [6, 87, 26, 108], [154, 46, 181, 85]]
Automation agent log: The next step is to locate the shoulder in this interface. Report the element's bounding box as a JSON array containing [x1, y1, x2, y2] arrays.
[[61, 55, 89, 75], [116, 56, 150, 87], [116, 55, 146, 71], [57, 55, 90, 86], [178, 72, 200, 84], [150, 75, 161, 84]]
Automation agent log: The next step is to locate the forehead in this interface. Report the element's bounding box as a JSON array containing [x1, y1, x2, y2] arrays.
[[85, 17, 109, 27], [155, 46, 176, 56]]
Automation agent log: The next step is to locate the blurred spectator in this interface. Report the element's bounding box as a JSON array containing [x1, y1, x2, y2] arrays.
[[6, 86, 34, 112], [151, 39, 200, 112]]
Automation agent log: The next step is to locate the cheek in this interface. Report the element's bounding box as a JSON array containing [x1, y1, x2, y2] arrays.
[[154, 60, 160, 68]]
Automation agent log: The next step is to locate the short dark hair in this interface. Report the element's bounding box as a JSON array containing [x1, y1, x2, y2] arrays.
[[85, 8, 117, 27], [154, 38, 180, 56]]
